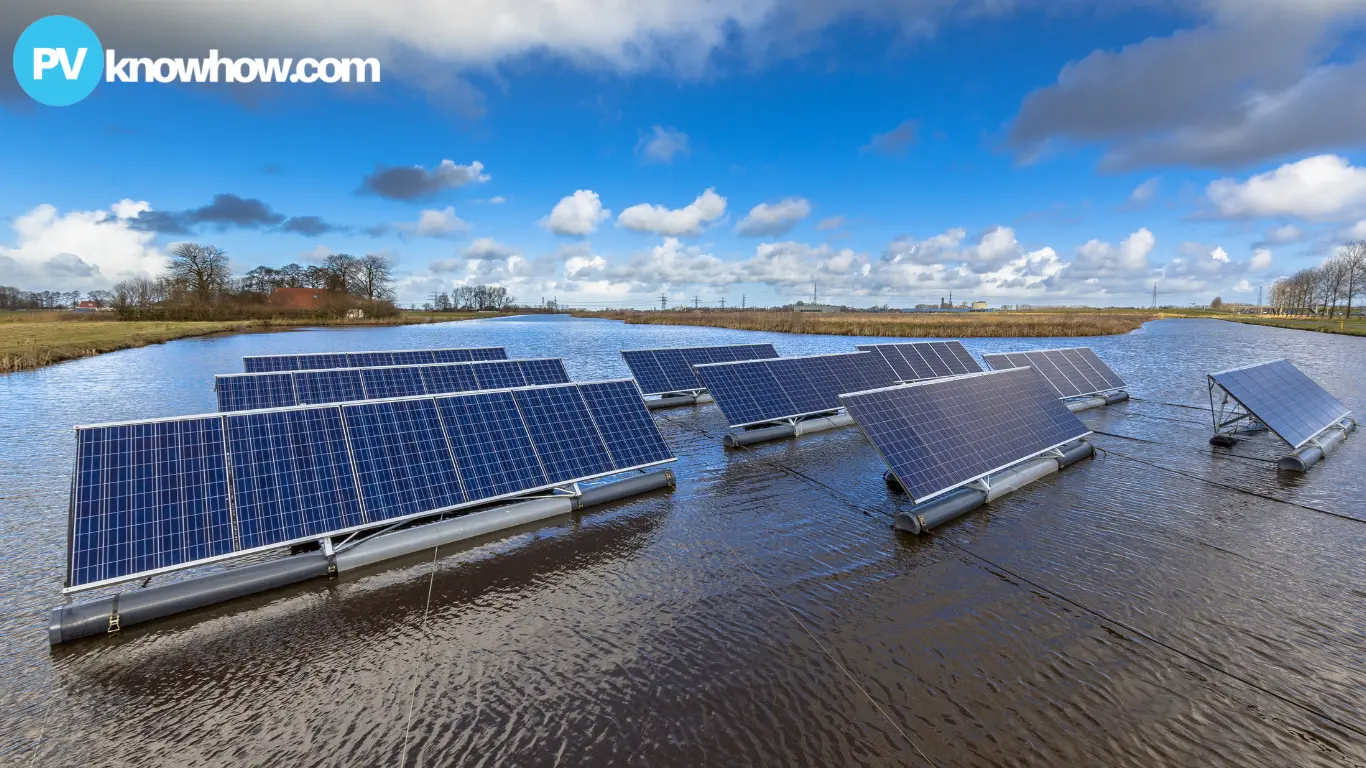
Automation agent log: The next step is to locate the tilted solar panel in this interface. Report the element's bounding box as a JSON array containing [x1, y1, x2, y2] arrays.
[[347, 352, 396, 369], [243, 347, 508, 373], [982, 347, 1126, 399], [225, 408, 365, 549], [294, 353, 351, 371], [512, 386, 615, 483], [471, 360, 529, 389], [215, 359, 571, 412], [215, 372, 297, 412], [620, 344, 780, 396], [435, 392, 549, 499], [343, 398, 468, 521], [419, 363, 481, 396], [840, 367, 1090, 503], [360, 365, 428, 400], [1209, 359, 1351, 449], [68, 381, 672, 590], [694, 352, 900, 428], [294, 369, 365, 405], [856, 341, 982, 382], [70, 417, 235, 589], [579, 380, 674, 469]]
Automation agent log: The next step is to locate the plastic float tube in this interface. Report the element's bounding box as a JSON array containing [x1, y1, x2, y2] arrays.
[[1066, 390, 1130, 413], [645, 393, 714, 410], [1276, 418, 1356, 472], [723, 413, 856, 448], [888, 440, 1094, 534], [49, 469, 675, 646]]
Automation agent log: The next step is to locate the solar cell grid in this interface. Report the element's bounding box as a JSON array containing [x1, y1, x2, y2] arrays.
[[390, 350, 438, 366], [419, 363, 481, 396], [70, 418, 234, 588], [245, 356, 298, 373], [359, 366, 427, 400], [841, 367, 1089, 503], [216, 373, 297, 412], [695, 352, 897, 428], [225, 408, 365, 550], [621, 344, 780, 395], [471, 360, 528, 389], [578, 381, 673, 469], [68, 380, 673, 590], [982, 347, 1126, 399], [856, 341, 982, 382], [512, 387, 614, 483], [296, 353, 351, 371], [1210, 359, 1351, 448], [347, 352, 395, 369], [293, 369, 366, 405], [342, 399, 467, 521], [434, 392, 548, 499], [517, 359, 571, 386]]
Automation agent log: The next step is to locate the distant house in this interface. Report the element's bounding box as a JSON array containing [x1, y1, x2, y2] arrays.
[[792, 302, 842, 313], [73, 300, 111, 313], [268, 287, 333, 309]]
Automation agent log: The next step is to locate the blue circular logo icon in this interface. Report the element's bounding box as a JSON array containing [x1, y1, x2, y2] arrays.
[[12, 16, 104, 107]]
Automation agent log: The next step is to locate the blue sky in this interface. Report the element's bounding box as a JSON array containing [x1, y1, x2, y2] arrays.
[[2, 1, 1365, 308]]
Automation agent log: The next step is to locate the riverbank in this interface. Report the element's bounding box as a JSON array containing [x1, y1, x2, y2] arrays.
[[0, 312, 491, 373], [572, 309, 1162, 338], [1218, 314, 1366, 337]]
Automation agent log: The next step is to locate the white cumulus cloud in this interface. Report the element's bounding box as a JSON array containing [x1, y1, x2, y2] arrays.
[[1206, 154, 1366, 220], [0, 200, 165, 291], [736, 198, 812, 236], [617, 188, 727, 236], [398, 207, 469, 237], [542, 190, 610, 236]]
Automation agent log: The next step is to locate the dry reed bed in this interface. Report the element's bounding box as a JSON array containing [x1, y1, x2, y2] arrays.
[[574, 310, 1160, 338]]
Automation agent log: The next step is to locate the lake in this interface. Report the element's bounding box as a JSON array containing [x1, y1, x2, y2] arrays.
[[1, 315, 1363, 766]]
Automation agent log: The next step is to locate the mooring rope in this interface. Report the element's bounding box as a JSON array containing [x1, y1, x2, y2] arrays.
[[653, 407, 1366, 746], [399, 543, 442, 766]]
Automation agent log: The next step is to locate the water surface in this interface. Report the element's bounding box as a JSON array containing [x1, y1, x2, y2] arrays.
[[1, 315, 1363, 766]]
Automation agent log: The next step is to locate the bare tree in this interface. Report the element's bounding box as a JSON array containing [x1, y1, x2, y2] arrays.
[[168, 243, 231, 303], [1341, 241, 1365, 319], [357, 254, 396, 301]]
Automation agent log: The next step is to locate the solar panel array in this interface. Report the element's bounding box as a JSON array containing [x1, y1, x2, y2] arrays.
[[1209, 359, 1351, 449], [215, 359, 570, 412], [694, 352, 900, 428], [243, 347, 507, 373], [840, 367, 1090, 503], [67, 380, 673, 590], [621, 344, 779, 396], [982, 347, 1126, 399], [855, 341, 982, 382]]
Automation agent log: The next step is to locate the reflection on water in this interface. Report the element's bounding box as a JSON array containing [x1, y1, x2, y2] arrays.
[[2, 315, 1364, 766]]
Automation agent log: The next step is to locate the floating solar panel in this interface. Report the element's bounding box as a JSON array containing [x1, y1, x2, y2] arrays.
[[840, 367, 1091, 503], [621, 344, 779, 396], [694, 352, 900, 428], [216, 359, 570, 412], [243, 347, 507, 373], [982, 347, 1126, 399], [1208, 359, 1351, 449], [67, 380, 673, 591], [855, 341, 982, 382]]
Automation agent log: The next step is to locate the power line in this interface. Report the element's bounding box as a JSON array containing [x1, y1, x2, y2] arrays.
[[694, 295, 700, 310], [659, 293, 668, 311], [1152, 283, 1158, 309], [719, 297, 726, 310]]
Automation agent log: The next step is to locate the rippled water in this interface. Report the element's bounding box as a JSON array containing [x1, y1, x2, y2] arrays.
[[1, 315, 1363, 766]]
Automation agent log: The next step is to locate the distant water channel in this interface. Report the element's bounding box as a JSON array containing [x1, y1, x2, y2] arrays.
[[1, 315, 1364, 766]]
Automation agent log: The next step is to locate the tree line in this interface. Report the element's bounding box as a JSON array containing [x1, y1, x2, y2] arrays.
[[1268, 241, 1366, 318], [111, 244, 397, 309], [428, 285, 517, 312]]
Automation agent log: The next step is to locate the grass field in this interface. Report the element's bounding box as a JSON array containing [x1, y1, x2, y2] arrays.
[[573, 309, 1163, 338], [0, 311, 500, 373], [1219, 314, 1366, 337]]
